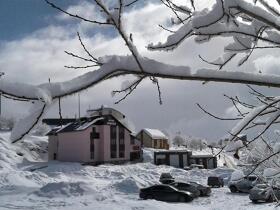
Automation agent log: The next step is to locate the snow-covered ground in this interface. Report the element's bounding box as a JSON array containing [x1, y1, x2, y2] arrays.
[[0, 132, 277, 210]]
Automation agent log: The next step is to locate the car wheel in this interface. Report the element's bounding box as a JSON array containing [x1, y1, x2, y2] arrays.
[[266, 195, 274, 203], [229, 186, 238, 193], [251, 199, 258, 204]]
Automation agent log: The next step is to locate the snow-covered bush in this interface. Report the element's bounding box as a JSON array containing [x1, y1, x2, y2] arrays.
[[188, 137, 207, 151], [172, 135, 185, 146]]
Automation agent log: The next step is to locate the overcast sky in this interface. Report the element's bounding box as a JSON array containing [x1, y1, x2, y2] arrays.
[[1, 0, 280, 142]]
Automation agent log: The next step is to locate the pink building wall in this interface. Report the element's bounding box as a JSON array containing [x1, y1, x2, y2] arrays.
[[48, 124, 136, 163]]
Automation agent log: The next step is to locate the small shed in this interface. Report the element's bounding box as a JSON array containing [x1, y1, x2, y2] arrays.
[[154, 150, 192, 168], [136, 128, 169, 149], [154, 150, 217, 169], [190, 154, 217, 169]]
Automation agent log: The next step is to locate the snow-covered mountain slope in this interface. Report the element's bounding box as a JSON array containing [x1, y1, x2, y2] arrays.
[[0, 133, 275, 210]]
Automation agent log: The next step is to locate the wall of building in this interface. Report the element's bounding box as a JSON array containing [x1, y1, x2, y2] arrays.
[[102, 125, 131, 163], [48, 135, 58, 160], [154, 152, 191, 168], [48, 122, 139, 164], [154, 151, 217, 169], [153, 139, 169, 149], [137, 131, 152, 148], [56, 130, 89, 162]]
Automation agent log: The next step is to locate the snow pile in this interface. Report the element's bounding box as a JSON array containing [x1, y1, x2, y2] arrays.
[[230, 170, 245, 181], [112, 177, 141, 194], [142, 148, 154, 162], [0, 133, 275, 209], [33, 181, 95, 198], [0, 132, 29, 170]]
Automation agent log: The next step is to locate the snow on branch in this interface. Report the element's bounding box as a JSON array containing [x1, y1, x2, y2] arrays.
[[5, 0, 280, 149], [150, 0, 280, 68]]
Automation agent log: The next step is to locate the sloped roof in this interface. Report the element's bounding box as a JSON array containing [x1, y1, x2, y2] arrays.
[[47, 117, 104, 135], [87, 107, 135, 133], [143, 128, 168, 140], [46, 107, 134, 135]]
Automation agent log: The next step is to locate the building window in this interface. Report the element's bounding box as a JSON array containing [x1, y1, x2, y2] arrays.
[[130, 135, 135, 145], [111, 125, 117, 158], [119, 126, 125, 158], [53, 153, 57, 160], [90, 127, 99, 139], [90, 138, 94, 159]]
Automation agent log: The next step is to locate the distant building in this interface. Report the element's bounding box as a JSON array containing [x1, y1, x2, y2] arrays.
[[154, 150, 217, 169], [45, 107, 142, 165], [136, 128, 169, 149]]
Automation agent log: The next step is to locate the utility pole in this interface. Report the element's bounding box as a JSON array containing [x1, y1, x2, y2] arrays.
[[78, 93, 81, 120], [0, 72, 5, 117]]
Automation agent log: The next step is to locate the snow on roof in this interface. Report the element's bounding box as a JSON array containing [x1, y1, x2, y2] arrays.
[[191, 154, 214, 158], [143, 128, 168, 140], [75, 117, 104, 131], [47, 117, 104, 134]]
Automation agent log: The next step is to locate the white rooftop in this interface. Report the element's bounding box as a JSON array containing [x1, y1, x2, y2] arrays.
[[143, 128, 168, 140]]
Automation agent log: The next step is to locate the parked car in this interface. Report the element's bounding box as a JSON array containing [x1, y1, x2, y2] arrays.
[[249, 184, 280, 203], [189, 181, 211, 196], [159, 173, 175, 184], [217, 173, 232, 185], [207, 176, 224, 187], [139, 184, 194, 202], [169, 182, 201, 197], [228, 175, 262, 193]]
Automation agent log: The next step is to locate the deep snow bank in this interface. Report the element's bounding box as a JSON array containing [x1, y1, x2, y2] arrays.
[[34, 181, 95, 198]]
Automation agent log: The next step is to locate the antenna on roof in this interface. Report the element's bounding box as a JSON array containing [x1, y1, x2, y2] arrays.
[[78, 93, 81, 119]]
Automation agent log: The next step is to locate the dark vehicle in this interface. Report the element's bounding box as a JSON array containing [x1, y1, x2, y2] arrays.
[[170, 181, 211, 197], [169, 182, 200, 197], [207, 176, 224, 187], [228, 175, 262, 193], [139, 184, 194, 202], [189, 181, 211, 196], [159, 173, 175, 184]]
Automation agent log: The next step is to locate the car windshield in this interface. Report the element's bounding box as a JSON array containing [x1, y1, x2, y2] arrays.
[[160, 173, 173, 179], [248, 176, 257, 181]]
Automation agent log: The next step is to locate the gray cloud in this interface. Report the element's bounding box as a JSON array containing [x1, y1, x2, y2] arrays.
[[1, 1, 279, 142]]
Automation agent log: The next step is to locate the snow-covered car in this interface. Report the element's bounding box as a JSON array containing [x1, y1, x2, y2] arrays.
[[139, 184, 194, 202], [249, 184, 280, 203], [159, 173, 175, 184], [207, 176, 224, 187], [228, 175, 262, 193]]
